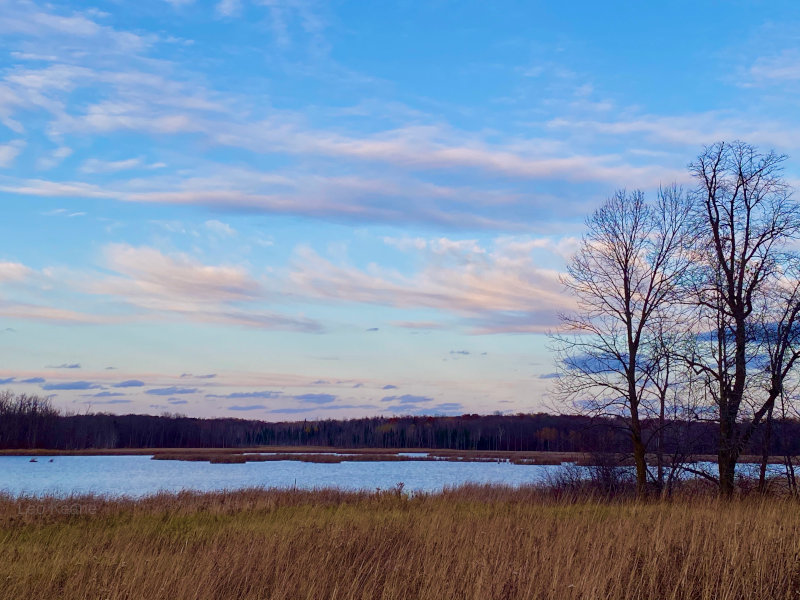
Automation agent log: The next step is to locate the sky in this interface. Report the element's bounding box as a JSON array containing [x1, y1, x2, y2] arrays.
[[1, 0, 800, 419]]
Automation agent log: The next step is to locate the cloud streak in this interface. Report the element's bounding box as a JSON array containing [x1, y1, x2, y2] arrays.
[[288, 236, 576, 333], [89, 244, 322, 332]]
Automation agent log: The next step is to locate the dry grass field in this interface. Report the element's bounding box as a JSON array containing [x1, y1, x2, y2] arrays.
[[2, 484, 800, 600]]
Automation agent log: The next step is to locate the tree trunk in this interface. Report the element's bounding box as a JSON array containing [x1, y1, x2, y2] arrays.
[[781, 396, 797, 496], [717, 375, 741, 498], [632, 434, 648, 498], [718, 447, 737, 498], [758, 405, 773, 494], [657, 392, 665, 496], [629, 403, 648, 498]]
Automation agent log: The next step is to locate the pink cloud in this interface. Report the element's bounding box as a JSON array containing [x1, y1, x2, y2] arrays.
[[287, 237, 577, 333], [90, 244, 321, 332]]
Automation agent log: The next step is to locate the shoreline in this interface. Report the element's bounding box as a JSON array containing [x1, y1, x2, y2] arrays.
[[0, 446, 792, 465]]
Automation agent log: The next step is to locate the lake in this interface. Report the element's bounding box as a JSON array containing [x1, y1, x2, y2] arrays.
[[0, 454, 775, 498], [0, 455, 570, 497]]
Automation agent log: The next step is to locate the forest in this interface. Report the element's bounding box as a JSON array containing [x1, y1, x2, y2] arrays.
[[2, 390, 799, 458]]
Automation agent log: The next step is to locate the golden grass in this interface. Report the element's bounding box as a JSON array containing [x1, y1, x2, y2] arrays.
[[2, 485, 800, 599]]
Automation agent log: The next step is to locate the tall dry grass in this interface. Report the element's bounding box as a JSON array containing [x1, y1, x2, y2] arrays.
[[1, 485, 799, 599]]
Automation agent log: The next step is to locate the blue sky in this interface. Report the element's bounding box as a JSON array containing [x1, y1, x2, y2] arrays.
[[1, 0, 800, 418]]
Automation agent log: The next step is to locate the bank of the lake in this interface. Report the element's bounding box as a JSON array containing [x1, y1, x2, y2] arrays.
[[2, 485, 798, 600]]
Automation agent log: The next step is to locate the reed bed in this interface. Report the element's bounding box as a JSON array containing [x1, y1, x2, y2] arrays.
[[151, 452, 429, 463], [148, 449, 585, 464], [2, 484, 800, 599], [0, 447, 591, 462], [2, 446, 790, 467]]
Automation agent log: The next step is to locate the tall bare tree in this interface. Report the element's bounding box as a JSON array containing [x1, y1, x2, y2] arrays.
[[686, 141, 800, 497], [554, 186, 691, 497]]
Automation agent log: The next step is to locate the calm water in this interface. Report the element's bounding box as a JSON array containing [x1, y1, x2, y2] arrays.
[[0, 455, 569, 498]]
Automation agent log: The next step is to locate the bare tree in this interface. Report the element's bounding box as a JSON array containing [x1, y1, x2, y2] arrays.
[[553, 186, 691, 497], [752, 259, 800, 492], [640, 320, 702, 496], [685, 141, 800, 497], [776, 381, 800, 495]]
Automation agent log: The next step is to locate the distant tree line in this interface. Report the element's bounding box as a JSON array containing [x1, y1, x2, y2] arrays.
[[2, 391, 799, 456]]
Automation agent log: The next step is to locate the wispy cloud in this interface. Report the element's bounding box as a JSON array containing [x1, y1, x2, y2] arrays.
[[0, 261, 33, 282], [204, 220, 236, 237], [146, 386, 197, 395], [0, 140, 24, 167], [207, 391, 282, 399], [89, 244, 322, 332], [749, 50, 800, 83], [113, 379, 146, 388], [381, 400, 463, 415], [88, 398, 132, 405], [0, 301, 113, 324], [381, 394, 434, 404], [546, 113, 800, 153], [215, 0, 242, 18], [80, 157, 148, 173], [42, 380, 100, 391], [287, 236, 575, 333], [293, 393, 337, 404], [391, 321, 446, 330], [538, 372, 561, 379]]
